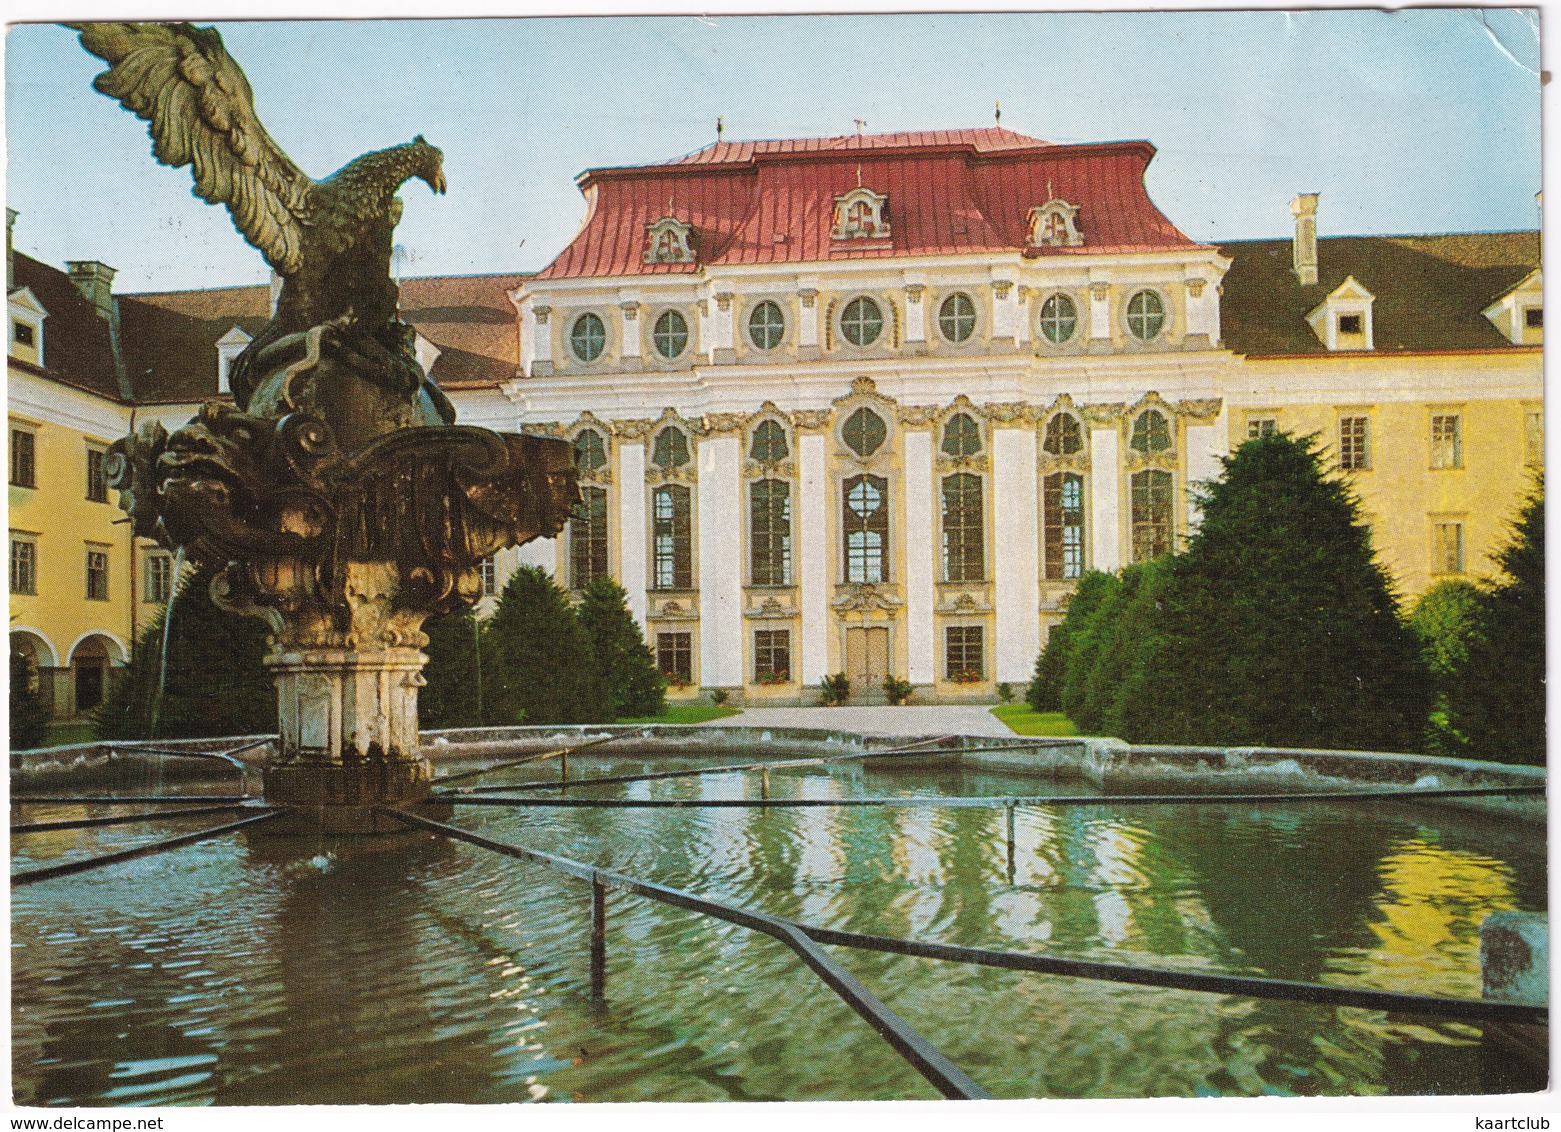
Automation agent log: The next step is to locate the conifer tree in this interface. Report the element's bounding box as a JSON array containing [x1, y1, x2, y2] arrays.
[[1408, 579, 1482, 758], [480, 565, 609, 726], [420, 608, 483, 729], [10, 646, 49, 750], [1114, 433, 1429, 750], [577, 576, 665, 718], [1027, 570, 1115, 713], [1059, 571, 1121, 730], [1453, 483, 1545, 765], [96, 564, 275, 740]]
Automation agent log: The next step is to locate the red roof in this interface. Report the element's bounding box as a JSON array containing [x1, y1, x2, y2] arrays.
[[536, 129, 1197, 281]]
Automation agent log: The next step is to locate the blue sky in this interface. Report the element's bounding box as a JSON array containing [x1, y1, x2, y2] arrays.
[[5, 8, 1542, 293]]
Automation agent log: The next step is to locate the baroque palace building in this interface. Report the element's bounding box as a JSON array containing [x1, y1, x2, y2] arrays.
[[9, 127, 1543, 717]]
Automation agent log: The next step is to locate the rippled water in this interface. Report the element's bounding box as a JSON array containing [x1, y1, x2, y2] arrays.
[[11, 750, 1548, 1104]]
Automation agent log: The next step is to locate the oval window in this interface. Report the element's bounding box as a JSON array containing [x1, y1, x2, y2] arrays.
[[653, 310, 688, 358], [938, 293, 976, 343], [749, 301, 786, 350], [1039, 293, 1077, 344], [1126, 290, 1166, 341], [841, 297, 884, 347], [570, 313, 606, 362]]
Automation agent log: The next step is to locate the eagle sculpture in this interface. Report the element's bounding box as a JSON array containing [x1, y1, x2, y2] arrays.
[[69, 21, 449, 413]]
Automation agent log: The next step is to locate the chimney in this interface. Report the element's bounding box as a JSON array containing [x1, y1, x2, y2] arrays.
[[67, 260, 117, 320], [1290, 193, 1319, 286], [6, 209, 15, 289]]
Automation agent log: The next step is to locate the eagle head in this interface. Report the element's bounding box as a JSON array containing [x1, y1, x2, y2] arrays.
[[411, 134, 447, 195]]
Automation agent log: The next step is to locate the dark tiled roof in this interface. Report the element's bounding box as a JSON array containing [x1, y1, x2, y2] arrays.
[[1217, 232, 1540, 356], [9, 252, 123, 400], [122, 273, 526, 401]]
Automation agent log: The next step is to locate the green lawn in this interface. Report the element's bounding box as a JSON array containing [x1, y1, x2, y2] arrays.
[[990, 704, 1081, 737], [29, 720, 98, 749], [618, 703, 742, 725]]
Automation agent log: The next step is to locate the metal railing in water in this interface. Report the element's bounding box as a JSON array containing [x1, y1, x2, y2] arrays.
[[385, 804, 1548, 1102]]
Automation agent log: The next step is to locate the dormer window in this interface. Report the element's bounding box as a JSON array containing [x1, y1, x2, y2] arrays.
[[7, 286, 47, 367], [644, 216, 696, 265], [215, 325, 252, 395], [1305, 275, 1375, 351], [1482, 269, 1542, 345], [831, 187, 890, 241], [1027, 199, 1083, 248]]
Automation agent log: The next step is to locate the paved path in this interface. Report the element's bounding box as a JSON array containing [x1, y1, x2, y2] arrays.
[[703, 704, 1017, 738]]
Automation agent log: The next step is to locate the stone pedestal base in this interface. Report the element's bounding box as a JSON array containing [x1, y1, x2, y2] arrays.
[[262, 760, 446, 834]]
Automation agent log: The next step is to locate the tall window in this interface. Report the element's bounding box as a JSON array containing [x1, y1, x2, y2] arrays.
[[85, 447, 108, 503], [570, 313, 606, 362], [842, 407, 886, 458], [478, 555, 498, 596], [1042, 412, 1082, 456], [1434, 522, 1465, 574], [574, 428, 607, 471], [651, 426, 691, 469], [843, 474, 888, 583], [941, 473, 984, 582], [938, 293, 976, 342], [145, 552, 173, 603], [754, 629, 791, 683], [653, 310, 688, 359], [10, 428, 35, 488], [10, 533, 37, 596], [1043, 472, 1085, 580], [750, 479, 792, 586], [1431, 414, 1463, 469], [1525, 411, 1544, 467], [750, 419, 789, 463], [657, 632, 692, 685], [1130, 470, 1173, 562], [570, 486, 609, 590], [841, 297, 884, 347], [946, 626, 984, 682], [1130, 410, 1171, 453], [749, 301, 785, 350], [86, 547, 109, 601], [941, 413, 982, 458], [1247, 418, 1278, 439], [652, 485, 692, 590], [1339, 416, 1370, 470], [1126, 290, 1166, 340]]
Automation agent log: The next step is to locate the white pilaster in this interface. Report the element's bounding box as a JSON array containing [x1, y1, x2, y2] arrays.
[[903, 287, 927, 344], [798, 432, 830, 684], [1089, 426, 1121, 572], [1184, 410, 1227, 534], [992, 427, 1040, 682], [698, 435, 743, 687], [991, 281, 1017, 343], [712, 292, 735, 360], [799, 290, 820, 348], [1088, 283, 1112, 342], [618, 441, 648, 626], [531, 306, 553, 369], [903, 429, 936, 684], [619, 302, 641, 360]]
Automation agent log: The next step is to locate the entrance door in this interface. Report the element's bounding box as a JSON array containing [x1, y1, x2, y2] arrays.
[[845, 626, 889, 704]]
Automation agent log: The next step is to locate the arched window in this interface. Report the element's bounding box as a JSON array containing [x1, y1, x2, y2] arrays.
[[941, 473, 984, 582], [750, 419, 789, 464], [842, 407, 886, 459], [1130, 409, 1171, 453], [573, 428, 607, 471], [1039, 294, 1077, 344], [570, 313, 606, 361], [653, 310, 688, 358], [941, 412, 982, 458], [1126, 290, 1166, 341], [1043, 412, 1083, 455], [841, 297, 884, 347], [570, 486, 609, 589], [749, 301, 785, 350], [1130, 470, 1174, 561], [651, 426, 691, 469], [1043, 472, 1085, 579], [938, 293, 976, 343], [750, 479, 792, 586], [652, 485, 692, 590], [843, 474, 889, 583]]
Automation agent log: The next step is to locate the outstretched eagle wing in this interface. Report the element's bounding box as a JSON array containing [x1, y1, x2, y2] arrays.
[[69, 22, 313, 275]]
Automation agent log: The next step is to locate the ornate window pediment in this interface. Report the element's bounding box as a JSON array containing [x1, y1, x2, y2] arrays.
[[832, 187, 891, 241], [1027, 198, 1083, 248], [644, 216, 696, 265]]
